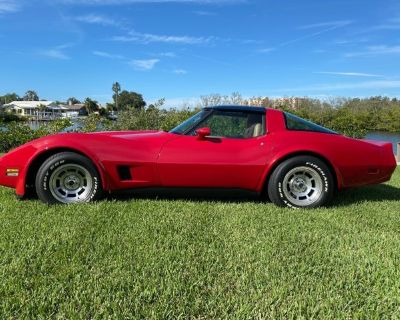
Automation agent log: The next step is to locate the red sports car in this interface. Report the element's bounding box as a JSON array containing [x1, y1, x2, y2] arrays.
[[0, 106, 396, 208]]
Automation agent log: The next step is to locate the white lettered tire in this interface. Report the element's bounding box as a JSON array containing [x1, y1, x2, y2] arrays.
[[35, 152, 103, 204], [268, 156, 334, 209]]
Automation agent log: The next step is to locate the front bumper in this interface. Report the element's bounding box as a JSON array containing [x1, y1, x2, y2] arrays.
[[0, 145, 38, 196], [0, 155, 20, 189]]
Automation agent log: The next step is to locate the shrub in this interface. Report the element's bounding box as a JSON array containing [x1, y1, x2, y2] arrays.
[[109, 107, 198, 132], [0, 112, 23, 123], [0, 119, 72, 153]]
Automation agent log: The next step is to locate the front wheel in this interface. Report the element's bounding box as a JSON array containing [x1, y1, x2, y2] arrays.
[[35, 152, 103, 204], [267, 156, 334, 209]]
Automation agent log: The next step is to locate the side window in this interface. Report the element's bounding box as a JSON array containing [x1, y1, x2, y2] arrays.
[[191, 111, 265, 139], [284, 112, 337, 134]]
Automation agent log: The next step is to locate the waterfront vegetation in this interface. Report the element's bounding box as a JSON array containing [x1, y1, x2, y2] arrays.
[[0, 118, 73, 153], [0, 169, 399, 318], [1, 95, 400, 153]]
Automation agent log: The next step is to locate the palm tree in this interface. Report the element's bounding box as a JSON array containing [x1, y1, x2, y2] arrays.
[[112, 82, 121, 113], [37, 103, 47, 120], [84, 98, 99, 115], [23, 90, 39, 101]]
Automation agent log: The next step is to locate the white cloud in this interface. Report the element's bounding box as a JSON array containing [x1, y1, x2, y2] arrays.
[[161, 96, 200, 109], [158, 52, 176, 57], [345, 45, 400, 57], [278, 21, 353, 48], [361, 18, 400, 32], [314, 72, 383, 78], [93, 50, 124, 59], [112, 31, 213, 44], [0, 0, 19, 13], [37, 43, 74, 60], [61, 0, 244, 4], [255, 20, 354, 55], [40, 49, 70, 60], [129, 59, 160, 70], [258, 47, 275, 53], [298, 20, 352, 30], [193, 10, 216, 16], [75, 14, 119, 26], [275, 80, 400, 93], [173, 69, 187, 74]]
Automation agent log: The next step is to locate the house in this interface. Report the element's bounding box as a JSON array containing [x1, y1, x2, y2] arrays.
[[64, 103, 87, 116], [0, 101, 86, 119], [46, 106, 79, 119], [271, 97, 306, 110], [2, 101, 56, 117]]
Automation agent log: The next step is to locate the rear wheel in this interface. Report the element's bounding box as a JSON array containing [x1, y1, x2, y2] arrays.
[[35, 152, 103, 204], [268, 156, 334, 209]]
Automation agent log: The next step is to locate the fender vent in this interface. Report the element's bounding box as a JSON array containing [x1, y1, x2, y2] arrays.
[[117, 166, 132, 181]]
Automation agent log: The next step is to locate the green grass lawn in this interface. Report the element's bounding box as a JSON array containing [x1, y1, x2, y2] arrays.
[[0, 170, 400, 319]]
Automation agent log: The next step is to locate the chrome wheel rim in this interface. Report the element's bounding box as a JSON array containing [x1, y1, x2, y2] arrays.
[[49, 164, 93, 204], [282, 166, 323, 207]]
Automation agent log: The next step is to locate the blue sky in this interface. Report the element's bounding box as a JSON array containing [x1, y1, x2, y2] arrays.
[[0, 0, 400, 107]]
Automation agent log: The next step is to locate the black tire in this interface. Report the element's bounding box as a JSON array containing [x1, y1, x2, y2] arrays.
[[35, 152, 103, 204], [267, 156, 334, 209]]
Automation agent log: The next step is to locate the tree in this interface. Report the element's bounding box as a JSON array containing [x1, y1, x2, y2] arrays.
[[147, 98, 165, 110], [36, 103, 48, 119], [112, 82, 121, 112], [0, 93, 20, 105], [23, 90, 39, 101], [84, 98, 99, 114], [67, 97, 81, 105], [113, 90, 146, 110]]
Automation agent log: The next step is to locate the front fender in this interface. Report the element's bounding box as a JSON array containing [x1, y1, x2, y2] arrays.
[[7, 136, 110, 196], [24, 147, 108, 195]]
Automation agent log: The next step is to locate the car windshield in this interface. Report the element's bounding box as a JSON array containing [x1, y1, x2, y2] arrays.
[[170, 110, 211, 134]]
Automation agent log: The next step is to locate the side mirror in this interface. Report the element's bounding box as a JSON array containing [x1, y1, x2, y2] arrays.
[[195, 127, 211, 140]]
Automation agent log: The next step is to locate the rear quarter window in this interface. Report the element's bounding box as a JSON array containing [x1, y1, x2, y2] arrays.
[[284, 112, 337, 135]]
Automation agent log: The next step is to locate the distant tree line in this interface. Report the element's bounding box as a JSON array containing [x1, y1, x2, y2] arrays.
[[0, 83, 148, 112], [0, 90, 40, 104], [199, 93, 400, 137], [1, 83, 147, 116]]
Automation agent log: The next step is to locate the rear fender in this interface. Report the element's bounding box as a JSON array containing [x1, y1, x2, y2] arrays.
[[257, 150, 343, 193]]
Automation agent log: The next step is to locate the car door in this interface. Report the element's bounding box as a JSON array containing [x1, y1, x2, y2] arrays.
[[157, 109, 269, 190]]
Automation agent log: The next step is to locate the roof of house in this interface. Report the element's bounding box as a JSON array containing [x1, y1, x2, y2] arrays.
[[64, 104, 85, 111], [3, 101, 55, 109]]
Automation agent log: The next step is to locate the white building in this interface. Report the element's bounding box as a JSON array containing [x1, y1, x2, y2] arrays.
[[1, 101, 81, 119], [2, 101, 56, 117]]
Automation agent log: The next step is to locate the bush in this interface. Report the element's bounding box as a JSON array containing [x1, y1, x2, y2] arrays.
[[109, 107, 198, 132], [0, 112, 23, 123], [0, 119, 72, 153]]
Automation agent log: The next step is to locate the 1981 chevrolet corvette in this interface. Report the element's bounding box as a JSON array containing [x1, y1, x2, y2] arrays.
[[0, 106, 396, 208]]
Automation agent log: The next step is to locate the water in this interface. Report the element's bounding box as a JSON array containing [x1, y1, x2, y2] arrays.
[[365, 132, 400, 155], [27, 120, 50, 130]]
